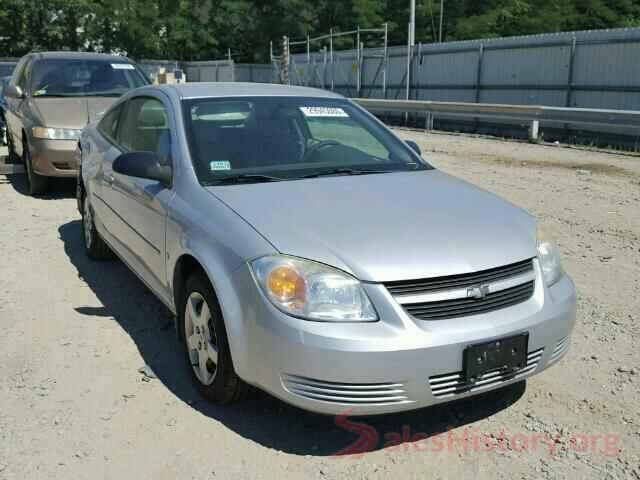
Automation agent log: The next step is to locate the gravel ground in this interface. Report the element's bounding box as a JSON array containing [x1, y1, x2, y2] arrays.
[[0, 133, 639, 480]]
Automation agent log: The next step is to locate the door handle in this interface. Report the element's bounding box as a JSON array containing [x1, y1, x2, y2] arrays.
[[107, 174, 114, 184]]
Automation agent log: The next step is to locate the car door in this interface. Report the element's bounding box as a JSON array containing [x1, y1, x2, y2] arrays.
[[106, 94, 175, 303], [5, 56, 31, 155]]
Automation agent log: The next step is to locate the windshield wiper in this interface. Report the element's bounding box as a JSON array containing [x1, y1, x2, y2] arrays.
[[32, 92, 124, 98], [32, 93, 77, 98], [299, 168, 394, 179], [205, 174, 285, 185], [83, 92, 126, 97]]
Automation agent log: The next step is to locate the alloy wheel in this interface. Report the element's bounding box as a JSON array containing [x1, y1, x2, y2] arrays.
[[184, 291, 219, 385]]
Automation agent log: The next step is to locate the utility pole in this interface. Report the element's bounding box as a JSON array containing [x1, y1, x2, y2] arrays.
[[409, 0, 416, 46], [439, 0, 444, 43]]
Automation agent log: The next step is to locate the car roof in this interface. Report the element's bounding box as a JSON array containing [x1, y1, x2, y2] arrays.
[[157, 82, 345, 100], [30, 51, 135, 63]]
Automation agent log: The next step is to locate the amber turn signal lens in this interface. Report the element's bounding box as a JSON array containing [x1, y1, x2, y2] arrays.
[[267, 266, 306, 302]]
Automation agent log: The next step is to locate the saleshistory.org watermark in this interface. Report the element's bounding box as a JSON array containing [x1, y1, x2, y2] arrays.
[[333, 411, 621, 458]]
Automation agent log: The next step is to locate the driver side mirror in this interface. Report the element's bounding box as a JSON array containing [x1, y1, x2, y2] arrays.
[[5, 84, 25, 99], [113, 152, 172, 186], [405, 140, 422, 156]]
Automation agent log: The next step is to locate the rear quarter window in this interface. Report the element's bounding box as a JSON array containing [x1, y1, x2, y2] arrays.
[[98, 104, 123, 142]]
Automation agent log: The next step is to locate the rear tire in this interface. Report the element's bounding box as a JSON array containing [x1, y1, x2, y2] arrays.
[[82, 194, 112, 260], [23, 141, 49, 195], [179, 272, 247, 404], [6, 128, 19, 163]]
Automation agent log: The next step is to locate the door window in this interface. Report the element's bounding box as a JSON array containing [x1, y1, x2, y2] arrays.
[[119, 97, 171, 164], [10, 58, 26, 87], [14, 58, 34, 91]]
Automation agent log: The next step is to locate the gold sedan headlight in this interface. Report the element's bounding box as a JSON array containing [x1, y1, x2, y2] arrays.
[[32, 127, 83, 141]]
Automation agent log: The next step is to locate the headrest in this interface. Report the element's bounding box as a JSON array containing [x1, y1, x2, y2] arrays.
[[138, 107, 167, 128], [192, 101, 252, 121]]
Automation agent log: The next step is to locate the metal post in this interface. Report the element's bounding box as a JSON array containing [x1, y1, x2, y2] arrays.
[[356, 26, 361, 97], [322, 46, 327, 89], [410, 0, 416, 46], [330, 28, 334, 92], [406, 23, 412, 101], [566, 36, 577, 107], [439, 0, 444, 43], [283, 35, 290, 85], [287, 36, 292, 85], [228, 48, 235, 82], [360, 42, 365, 96], [529, 120, 540, 142], [416, 42, 422, 100], [475, 43, 484, 103], [382, 23, 388, 98], [270, 41, 273, 62], [307, 35, 312, 87], [406, 23, 412, 124], [425, 112, 434, 131]]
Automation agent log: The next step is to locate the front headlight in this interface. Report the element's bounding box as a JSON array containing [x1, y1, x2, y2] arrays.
[[250, 255, 378, 322], [32, 126, 83, 141], [537, 225, 564, 287]]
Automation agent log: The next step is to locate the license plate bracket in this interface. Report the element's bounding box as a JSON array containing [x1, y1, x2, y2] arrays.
[[463, 333, 529, 383]]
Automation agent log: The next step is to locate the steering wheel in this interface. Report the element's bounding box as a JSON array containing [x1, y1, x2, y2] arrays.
[[303, 140, 341, 162]]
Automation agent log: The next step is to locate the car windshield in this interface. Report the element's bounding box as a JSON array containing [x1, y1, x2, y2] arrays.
[[30, 59, 148, 97], [183, 96, 430, 184]]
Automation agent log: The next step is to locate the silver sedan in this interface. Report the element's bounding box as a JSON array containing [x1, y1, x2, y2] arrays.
[[77, 83, 576, 415]]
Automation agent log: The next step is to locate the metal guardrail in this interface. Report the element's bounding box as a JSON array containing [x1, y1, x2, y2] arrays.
[[353, 98, 640, 138]]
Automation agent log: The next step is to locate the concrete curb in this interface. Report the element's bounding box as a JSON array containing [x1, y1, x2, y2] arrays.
[[0, 155, 25, 174]]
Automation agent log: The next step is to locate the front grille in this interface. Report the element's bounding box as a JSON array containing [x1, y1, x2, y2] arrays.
[[428, 348, 544, 399], [281, 374, 411, 405], [384, 259, 534, 296], [385, 259, 536, 320], [404, 281, 535, 320]]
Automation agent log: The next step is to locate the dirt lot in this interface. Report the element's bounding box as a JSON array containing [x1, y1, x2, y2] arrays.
[[0, 133, 639, 480]]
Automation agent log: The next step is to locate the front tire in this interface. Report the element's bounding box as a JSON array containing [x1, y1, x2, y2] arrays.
[[82, 194, 112, 260], [180, 273, 246, 404], [23, 141, 49, 195]]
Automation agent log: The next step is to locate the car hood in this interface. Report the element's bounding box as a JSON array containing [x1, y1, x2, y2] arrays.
[[29, 97, 116, 128], [208, 170, 537, 282]]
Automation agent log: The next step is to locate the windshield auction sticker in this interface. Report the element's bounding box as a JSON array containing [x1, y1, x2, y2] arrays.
[[111, 63, 135, 70], [300, 107, 349, 118]]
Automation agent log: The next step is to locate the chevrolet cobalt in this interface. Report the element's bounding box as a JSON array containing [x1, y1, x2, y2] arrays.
[[77, 83, 576, 415]]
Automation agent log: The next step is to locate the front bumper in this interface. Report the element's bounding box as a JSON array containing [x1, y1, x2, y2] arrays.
[[30, 138, 78, 177], [232, 260, 577, 415]]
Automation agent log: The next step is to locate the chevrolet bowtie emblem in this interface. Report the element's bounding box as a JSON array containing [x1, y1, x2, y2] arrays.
[[467, 284, 490, 300]]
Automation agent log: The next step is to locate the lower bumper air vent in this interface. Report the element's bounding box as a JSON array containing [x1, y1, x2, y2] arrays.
[[551, 336, 570, 362], [428, 348, 544, 399], [281, 374, 411, 405]]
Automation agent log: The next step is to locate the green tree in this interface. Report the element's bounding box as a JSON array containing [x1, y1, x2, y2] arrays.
[[2, 0, 640, 61]]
